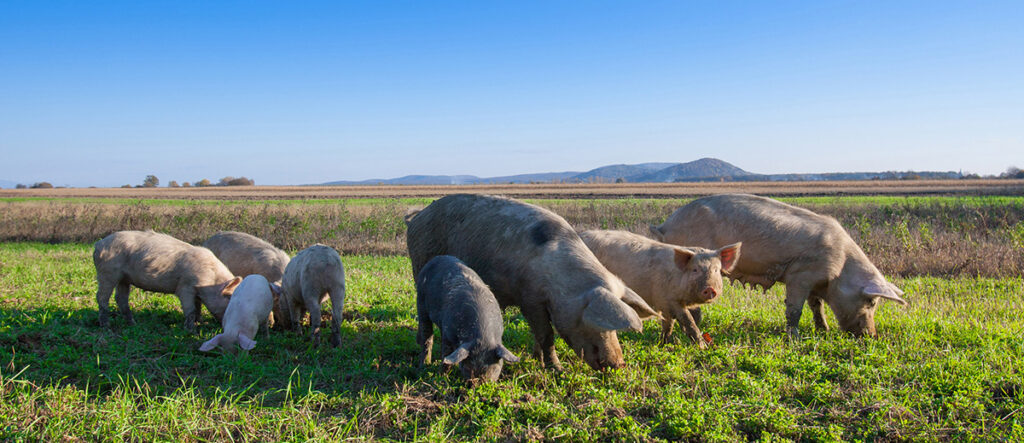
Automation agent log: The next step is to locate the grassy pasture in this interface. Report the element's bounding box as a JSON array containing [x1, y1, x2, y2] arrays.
[[1, 194, 1023, 440], [0, 242, 1022, 441]]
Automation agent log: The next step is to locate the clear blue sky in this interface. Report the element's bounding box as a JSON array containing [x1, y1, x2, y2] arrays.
[[1, 1, 1021, 187]]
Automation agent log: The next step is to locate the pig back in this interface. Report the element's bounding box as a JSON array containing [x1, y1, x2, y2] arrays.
[[658, 194, 847, 281], [203, 231, 289, 283], [95, 230, 227, 292], [407, 194, 606, 308], [417, 255, 503, 341]]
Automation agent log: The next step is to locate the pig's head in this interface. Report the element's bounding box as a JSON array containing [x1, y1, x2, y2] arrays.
[[197, 276, 242, 322], [443, 342, 520, 382], [828, 263, 907, 337], [670, 243, 741, 304], [199, 332, 257, 354], [552, 283, 660, 370]]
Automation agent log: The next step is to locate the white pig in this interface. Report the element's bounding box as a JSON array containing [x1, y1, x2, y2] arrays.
[[199, 274, 277, 354]]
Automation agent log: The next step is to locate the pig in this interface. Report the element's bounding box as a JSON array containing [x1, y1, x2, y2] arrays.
[[405, 194, 660, 371], [93, 230, 242, 332], [280, 244, 346, 346], [199, 274, 277, 354], [203, 231, 290, 327], [416, 255, 519, 382], [650, 194, 907, 337], [202, 231, 289, 283], [580, 229, 741, 347]]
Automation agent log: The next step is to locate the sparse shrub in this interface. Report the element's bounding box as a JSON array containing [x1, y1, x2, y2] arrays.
[[30, 182, 53, 189], [195, 179, 211, 187], [168, 180, 179, 188], [142, 175, 159, 187], [15, 184, 26, 189]]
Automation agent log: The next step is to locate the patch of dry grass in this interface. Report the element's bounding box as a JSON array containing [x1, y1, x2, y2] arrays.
[[1, 196, 1022, 277]]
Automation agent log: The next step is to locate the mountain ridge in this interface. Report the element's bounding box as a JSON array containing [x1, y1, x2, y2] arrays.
[[323, 158, 962, 185]]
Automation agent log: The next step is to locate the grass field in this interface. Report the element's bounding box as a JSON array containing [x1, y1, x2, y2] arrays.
[[1, 193, 1023, 440], [1, 242, 1022, 441]]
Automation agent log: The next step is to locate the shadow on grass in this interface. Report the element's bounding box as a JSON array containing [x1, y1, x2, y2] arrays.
[[0, 305, 438, 404]]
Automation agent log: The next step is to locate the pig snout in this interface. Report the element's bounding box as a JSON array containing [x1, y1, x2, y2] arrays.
[[701, 286, 719, 302]]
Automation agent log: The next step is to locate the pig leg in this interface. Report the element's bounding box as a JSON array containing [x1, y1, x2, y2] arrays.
[[808, 294, 829, 331], [659, 317, 676, 345], [259, 316, 270, 339], [327, 284, 345, 348], [521, 303, 562, 370], [416, 315, 434, 366], [689, 307, 703, 327], [439, 338, 456, 373], [114, 281, 135, 326], [784, 282, 812, 338], [672, 306, 707, 349], [96, 278, 117, 327], [287, 297, 304, 335], [176, 286, 200, 333], [303, 283, 323, 346]]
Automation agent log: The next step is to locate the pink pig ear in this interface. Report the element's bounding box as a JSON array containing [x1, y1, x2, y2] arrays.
[[673, 248, 696, 271], [199, 335, 222, 352], [863, 281, 908, 305], [220, 276, 243, 296], [717, 242, 742, 273], [238, 334, 257, 351]]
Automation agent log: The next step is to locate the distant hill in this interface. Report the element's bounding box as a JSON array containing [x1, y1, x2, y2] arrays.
[[323, 158, 963, 185], [631, 158, 753, 182], [569, 162, 677, 182]]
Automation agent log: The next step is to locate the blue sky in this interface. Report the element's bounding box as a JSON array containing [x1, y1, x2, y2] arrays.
[[1, 1, 1021, 187]]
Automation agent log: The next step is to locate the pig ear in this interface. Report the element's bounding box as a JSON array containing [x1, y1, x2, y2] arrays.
[[199, 335, 222, 352], [649, 224, 665, 242], [622, 287, 660, 320], [863, 281, 908, 306], [268, 283, 282, 298], [237, 334, 257, 350], [442, 342, 472, 365], [221, 277, 243, 296], [673, 248, 695, 271], [583, 288, 643, 332], [496, 345, 520, 363], [717, 242, 742, 273]]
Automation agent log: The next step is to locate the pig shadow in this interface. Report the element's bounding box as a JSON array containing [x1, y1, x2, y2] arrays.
[[0, 305, 437, 404]]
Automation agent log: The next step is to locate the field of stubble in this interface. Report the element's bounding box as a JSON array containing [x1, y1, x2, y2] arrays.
[[0, 187, 1022, 441]]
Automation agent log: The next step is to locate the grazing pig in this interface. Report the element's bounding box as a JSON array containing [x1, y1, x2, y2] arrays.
[[650, 194, 907, 337], [406, 194, 660, 371], [580, 229, 740, 347], [203, 231, 290, 326], [199, 274, 277, 354], [280, 244, 346, 346], [416, 255, 519, 382], [93, 230, 242, 332]]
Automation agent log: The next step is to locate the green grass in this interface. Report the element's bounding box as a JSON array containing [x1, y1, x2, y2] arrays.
[[1, 243, 1023, 440]]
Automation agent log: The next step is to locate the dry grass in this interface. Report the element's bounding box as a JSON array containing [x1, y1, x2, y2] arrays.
[[1, 196, 1022, 278], [2, 179, 1023, 200]]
